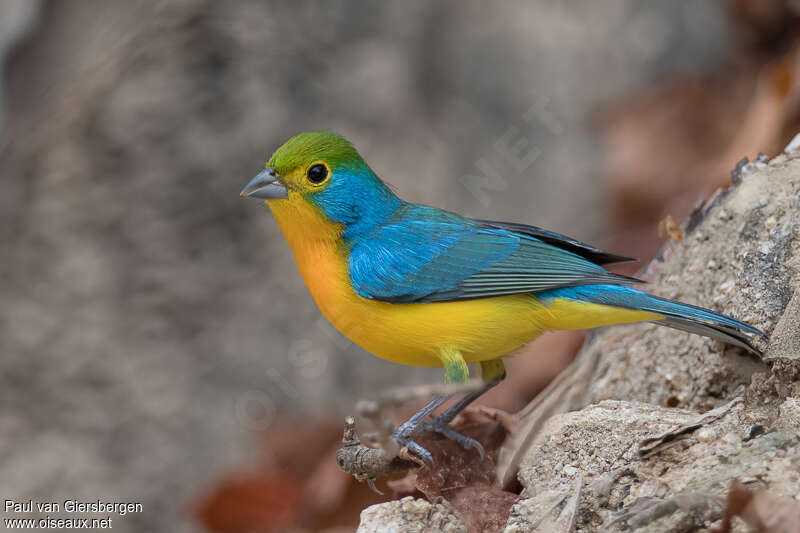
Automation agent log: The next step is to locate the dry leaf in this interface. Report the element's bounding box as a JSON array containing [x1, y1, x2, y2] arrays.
[[194, 470, 302, 532], [411, 421, 519, 533], [716, 480, 800, 533], [658, 215, 684, 243]]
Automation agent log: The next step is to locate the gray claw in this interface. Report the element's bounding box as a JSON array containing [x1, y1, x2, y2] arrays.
[[402, 439, 433, 464], [422, 421, 485, 460], [392, 419, 435, 464], [366, 478, 384, 495]]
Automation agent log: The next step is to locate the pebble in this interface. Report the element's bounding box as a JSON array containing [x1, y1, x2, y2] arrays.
[[696, 427, 715, 443], [765, 215, 777, 229]]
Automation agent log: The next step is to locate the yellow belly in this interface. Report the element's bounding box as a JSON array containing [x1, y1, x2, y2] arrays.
[[293, 237, 546, 366], [266, 197, 659, 368]]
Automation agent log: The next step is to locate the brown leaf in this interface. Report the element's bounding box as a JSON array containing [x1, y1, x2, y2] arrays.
[[195, 418, 386, 532], [658, 215, 684, 243], [194, 470, 302, 533], [717, 480, 800, 533], [412, 421, 506, 497], [410, 421, 519, 533], [457, 405, 521, 435], [449, 484, 519, 533]]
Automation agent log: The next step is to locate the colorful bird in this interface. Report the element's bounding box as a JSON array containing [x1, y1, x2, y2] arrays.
[[241, 131, 764, 461]]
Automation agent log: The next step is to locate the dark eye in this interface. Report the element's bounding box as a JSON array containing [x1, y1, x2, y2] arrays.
[[306, 164, 328, 184]]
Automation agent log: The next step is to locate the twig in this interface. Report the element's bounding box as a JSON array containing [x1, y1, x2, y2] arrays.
[[336, 416, 417, 493], [638, 396, 742, 458]]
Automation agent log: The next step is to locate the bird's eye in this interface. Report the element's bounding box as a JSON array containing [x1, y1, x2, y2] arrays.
[[306, 164, 328, 184]]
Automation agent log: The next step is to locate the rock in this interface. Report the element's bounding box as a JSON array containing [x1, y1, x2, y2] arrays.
[[357, 497, 466, 533], [776, 397, 800, 435], [504, 481, 582, 533], [514, 400, 800, 531], [765, 290, 800, 360], [517, 401, 702, 492], [504, 490, 565, 533]]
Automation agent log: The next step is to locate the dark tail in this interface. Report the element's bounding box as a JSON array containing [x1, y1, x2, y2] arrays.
[[550, 285, 766, 356]]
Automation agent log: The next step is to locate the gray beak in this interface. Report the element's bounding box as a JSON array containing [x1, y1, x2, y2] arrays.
[[240, 167, 288, 199]]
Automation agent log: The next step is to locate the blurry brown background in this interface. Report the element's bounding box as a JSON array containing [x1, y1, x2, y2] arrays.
[[0, 1, 798, 532]]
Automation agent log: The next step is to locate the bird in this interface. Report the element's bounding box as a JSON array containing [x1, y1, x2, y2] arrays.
[[241, 131, 764, 462]]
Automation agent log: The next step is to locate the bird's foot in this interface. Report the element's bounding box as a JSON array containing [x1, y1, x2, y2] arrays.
[[421, 417, 485, 460], [391, 417, 435, 464], [390, 412, 485, 464], [356, 381, 489, 464]]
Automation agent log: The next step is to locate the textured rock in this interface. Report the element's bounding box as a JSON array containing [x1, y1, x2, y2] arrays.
[[517, 401, 711, 492], [776, 397, 800, 435], [765, 290, 800, 360], [514, 400, 800, 531], [504, 483, 581, 533], [357, 497, 466, 533]]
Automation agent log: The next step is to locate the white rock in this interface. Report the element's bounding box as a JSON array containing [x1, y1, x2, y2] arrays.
[[784, 131, 800, 154], [357, 497, 466, 533]]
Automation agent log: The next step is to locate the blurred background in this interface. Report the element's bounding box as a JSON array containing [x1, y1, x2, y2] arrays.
[[1, 1, 798, 531]]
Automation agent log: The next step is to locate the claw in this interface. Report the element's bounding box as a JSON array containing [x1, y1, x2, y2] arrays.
[[422, 421, 485, 460], [366, 478, 384, 495], [392, 424, 434, 464], [399, 439, 433, 465]]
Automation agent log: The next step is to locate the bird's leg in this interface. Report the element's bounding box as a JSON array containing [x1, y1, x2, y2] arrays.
[[420, 359, 507, 458], [424, 377, 502, 427], [430, 359, 506, 425], [391, 394, 451, 463], [389, 348, 496, 462], [356, 352, 501, 464]]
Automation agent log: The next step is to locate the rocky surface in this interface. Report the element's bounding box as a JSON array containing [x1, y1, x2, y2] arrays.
[[515, 399, 800, 531], [356, 497, 466, 533]]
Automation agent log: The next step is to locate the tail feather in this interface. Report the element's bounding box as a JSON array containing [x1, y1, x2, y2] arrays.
[[650, 318, 761, 355], [545, 284, 765, 357], [621, 293, 764, 357]]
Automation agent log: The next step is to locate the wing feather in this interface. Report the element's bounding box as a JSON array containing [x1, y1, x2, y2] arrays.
[[348, 206, 639, 304], [475, 219, 634, 264]]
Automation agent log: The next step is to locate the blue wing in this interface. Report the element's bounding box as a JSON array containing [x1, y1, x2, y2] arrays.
[[348, 205, 639, 303], [474, 219, 634, 265]]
